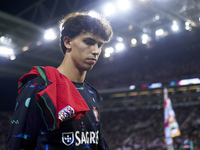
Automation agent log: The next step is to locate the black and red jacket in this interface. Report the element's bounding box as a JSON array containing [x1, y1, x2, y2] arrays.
[[7, 66, 109, 150]]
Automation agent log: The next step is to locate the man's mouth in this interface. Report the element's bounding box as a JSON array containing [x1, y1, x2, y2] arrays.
[[87, 58, 97, 64]]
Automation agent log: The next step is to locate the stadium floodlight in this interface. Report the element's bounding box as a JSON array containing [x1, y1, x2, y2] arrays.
[[22, 46, 29, 52], [173, 20, 177, 24], [155, 29, 164, 36], [117, 0, 130, 11], [88, 10, 99, 18], [172, 24, 179, 31], [104, 52, 111, 58], [142, 34, 149, 44], [185, 21, 189, 26], [154, 15, 160, 20], [142, 40, 148, 44], [0, 46, 14, 57], [178, 78, 200, 86], [104, 47, 114, 58], [131, 38, 137, 45], [116, 36, 123, 42], [185, 25, 191, 31], [105, 47, 114, 54], [115, 43, 125, 52], [44, 28, 57, 40], [129, 25, 133, 30], [143, 28, 148, 33], [142, 34, 148, 40], [103, 3, 115, 16], [10, 55, 16, 60], [148, 83, 162, 89], [185, 21, 192, 31], [129, 85, 135, 90], [140, 0, 148, 3], [171, 21, 179, 31], [0, 36, 12, 45]]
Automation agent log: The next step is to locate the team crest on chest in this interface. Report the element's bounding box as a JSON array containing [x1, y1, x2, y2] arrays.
[[93, 107, 99, 122], [62, 132, 74, 146]]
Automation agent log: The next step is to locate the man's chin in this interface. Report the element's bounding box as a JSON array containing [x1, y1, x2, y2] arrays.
[[80, 65, 94, 72], [86, 67, 93, 71]]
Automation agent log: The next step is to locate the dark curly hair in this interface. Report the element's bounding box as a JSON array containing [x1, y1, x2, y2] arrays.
[[59, 11, 113, 54]]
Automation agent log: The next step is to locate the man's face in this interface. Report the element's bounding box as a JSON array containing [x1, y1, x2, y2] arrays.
[[64, 32, 104, 72]]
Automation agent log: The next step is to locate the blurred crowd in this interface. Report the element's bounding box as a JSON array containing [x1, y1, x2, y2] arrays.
[[0, 112, 12, 150], [88, 58, 200, 90], [87, 43, 200, 90], [101, 104, 200, 150]]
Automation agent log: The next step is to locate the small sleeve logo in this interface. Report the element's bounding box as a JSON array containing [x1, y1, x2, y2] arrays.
[[58, 105, 76, 121]]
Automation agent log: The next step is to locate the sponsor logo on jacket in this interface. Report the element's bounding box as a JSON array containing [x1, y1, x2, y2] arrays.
[[62, 131, 99, 146]]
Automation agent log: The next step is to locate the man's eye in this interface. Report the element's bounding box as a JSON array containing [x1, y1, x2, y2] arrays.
[[84, 40, 93, 45]]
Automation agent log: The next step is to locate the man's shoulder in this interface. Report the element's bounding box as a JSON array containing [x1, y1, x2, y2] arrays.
[[22, 76, 46, 89], [18, 66, 54, 91], [84, 81, 99, 92], [30, 76, 45, 84]]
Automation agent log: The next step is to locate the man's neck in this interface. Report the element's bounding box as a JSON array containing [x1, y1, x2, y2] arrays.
[[57, 63, 86, 83]]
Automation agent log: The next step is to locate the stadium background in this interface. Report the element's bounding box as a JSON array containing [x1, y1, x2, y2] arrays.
[[0, 0, 200, 149]]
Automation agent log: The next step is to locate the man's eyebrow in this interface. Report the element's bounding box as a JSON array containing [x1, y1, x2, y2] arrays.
[[84, 37, 104, 44], [84, 37, 96, 42]]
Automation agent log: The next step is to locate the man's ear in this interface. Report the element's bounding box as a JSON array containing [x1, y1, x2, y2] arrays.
[[63, 36, 71, 50]]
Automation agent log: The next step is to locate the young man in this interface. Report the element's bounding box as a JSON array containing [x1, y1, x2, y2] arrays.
[[6, 11, 113, 149]]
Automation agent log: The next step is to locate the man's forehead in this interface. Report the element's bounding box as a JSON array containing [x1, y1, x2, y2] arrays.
[[81, 32, 104, 43]]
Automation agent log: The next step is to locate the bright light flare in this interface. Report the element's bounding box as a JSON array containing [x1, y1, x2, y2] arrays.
[[178, 78, 200, 85], [131, 38, 137, 45], [103, 3, 115, 16], [10, 55, 16, 60], [172, 24, 179, 31], [0, 47, 14, 57], [0, 36, 12, 44], [172, 21, 179, 31], [142, 34, 149, 44], [104, 47, 114, 58], [142, 34, 148, 40], [142, 40, 148, 44], [116, 36, 123, 42], [115, 43, 125, 52], [129, 25, 133, 30], [105, 47, 114, 54], [44, 28, 57, 40], [155, 15, 160, 20], [117, 0, 130, 11], [185, 22, 189, 26], [155, 29, 164, 36], [22, 46, 29, 51], [88, 10, 99, 18], [129, 85, 135, 90], [104, 53, 111, 58], [185, 21, 192, 31]]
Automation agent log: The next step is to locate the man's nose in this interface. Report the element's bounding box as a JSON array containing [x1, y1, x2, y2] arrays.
[[92, 44, 101, 55]]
